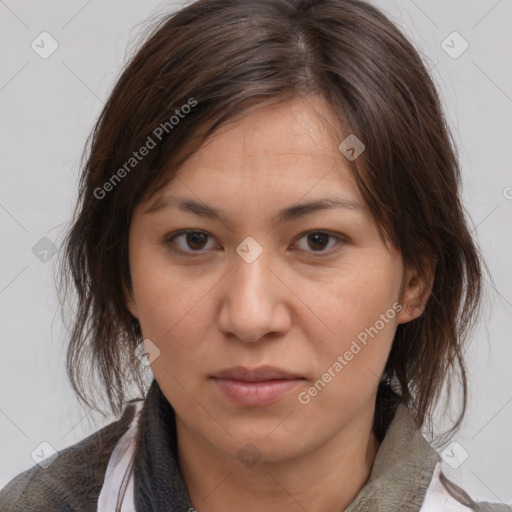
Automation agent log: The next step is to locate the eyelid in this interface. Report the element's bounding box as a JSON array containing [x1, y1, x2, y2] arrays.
[[165, 229, 347, 256]]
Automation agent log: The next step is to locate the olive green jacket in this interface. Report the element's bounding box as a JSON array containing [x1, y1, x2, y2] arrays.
[[1, 380, 510, 511]]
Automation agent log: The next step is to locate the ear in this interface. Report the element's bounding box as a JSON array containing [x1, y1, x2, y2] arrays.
[[397, 258, 436, 324], [123, 282, 139, 319]]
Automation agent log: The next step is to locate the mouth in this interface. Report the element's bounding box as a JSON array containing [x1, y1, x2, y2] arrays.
[[210, 365, 305, 407]]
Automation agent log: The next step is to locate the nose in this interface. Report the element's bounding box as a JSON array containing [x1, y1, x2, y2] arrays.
[[217, 245, 291, 343]]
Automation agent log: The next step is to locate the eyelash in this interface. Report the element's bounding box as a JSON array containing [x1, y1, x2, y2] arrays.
[[164, 229, 347, 257]]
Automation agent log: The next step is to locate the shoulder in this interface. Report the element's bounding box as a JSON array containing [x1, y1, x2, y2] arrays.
[[421, 462, 512, 512], [0, 401, 139, 512]]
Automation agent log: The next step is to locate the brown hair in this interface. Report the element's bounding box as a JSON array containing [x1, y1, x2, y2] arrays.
[[58, 0, 483, 439]]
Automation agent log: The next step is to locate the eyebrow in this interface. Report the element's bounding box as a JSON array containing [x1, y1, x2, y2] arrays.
[[144, 195, 363, 223]]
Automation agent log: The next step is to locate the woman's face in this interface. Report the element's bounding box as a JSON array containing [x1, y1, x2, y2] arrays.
[[127, 96, 422, 464]]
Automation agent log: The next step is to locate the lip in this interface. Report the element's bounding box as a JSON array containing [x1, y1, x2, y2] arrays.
[[210, 365, 305, 407], [212, 365, 302, 381]]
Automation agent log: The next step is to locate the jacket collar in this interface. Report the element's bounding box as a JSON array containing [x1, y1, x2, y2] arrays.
[[133, 379, 439, 512], [345, 404, 440, 511]]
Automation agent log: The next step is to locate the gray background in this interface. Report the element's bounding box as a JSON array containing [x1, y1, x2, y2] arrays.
[[1, 0, 511, 503]]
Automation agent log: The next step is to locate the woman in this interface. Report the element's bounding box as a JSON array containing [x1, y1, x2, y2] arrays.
[[1, 0, 509, 511]]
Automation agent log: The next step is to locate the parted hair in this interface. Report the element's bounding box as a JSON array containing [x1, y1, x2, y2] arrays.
[[58, 0, 483, 439]]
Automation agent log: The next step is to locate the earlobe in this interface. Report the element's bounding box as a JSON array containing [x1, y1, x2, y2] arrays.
[[397, 259, 435, 324]]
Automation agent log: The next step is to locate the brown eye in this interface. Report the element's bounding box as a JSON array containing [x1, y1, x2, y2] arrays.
[[165, 229, 345, 257], [306, 232, 330, 251], [184, 232, 209, 250], [294, 231, 344, 255], [166, 230, 214, 253]]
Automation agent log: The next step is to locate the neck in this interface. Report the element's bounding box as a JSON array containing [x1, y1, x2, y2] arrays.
[[176, 404, 380, 512]]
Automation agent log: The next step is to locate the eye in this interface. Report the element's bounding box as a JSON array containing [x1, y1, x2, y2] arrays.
[[293, 231, 345, 255], [165, 230, 217, 254], [164, 229, 346, 256]]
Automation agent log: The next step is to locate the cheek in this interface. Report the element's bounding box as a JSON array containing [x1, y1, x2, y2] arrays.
[[129, 248, 217, 372], [292, 253, 402, 414], [296, 275, 399, 424], [305, 251, 402, 348]]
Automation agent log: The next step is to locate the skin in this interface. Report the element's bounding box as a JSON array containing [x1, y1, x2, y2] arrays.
[[126, 95, 432, 512]]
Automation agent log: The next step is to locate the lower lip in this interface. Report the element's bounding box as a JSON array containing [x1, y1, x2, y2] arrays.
[[211, 378, 304, 407]]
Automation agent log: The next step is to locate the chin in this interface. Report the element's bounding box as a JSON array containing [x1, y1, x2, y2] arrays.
[[212, 420, 316, 463]]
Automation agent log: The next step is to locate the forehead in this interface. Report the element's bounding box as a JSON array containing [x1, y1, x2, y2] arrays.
[[145, 96, 363, 213]]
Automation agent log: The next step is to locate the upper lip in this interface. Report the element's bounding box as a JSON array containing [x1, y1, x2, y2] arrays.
[[211, 365, 303, 381]]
